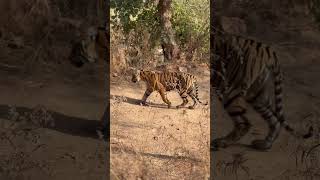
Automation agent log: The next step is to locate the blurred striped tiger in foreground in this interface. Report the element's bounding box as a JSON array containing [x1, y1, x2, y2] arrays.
[[212, 30, 313, 150], [69, 26, 107, 67], [132, 69, 208, 109], [69, 26, 109, 139]]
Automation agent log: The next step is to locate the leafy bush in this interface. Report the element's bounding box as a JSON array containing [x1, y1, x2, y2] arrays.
[[311, 0, 320, 27], [110, 0, 210, 66], [172, 0, 210, 61]]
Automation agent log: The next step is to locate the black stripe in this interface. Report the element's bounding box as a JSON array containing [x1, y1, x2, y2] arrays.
[[303, 127, 313, 138], [256, 42, 262, 52], [243, 48, 250, 57], [266, 46, 271, 59], [229, 110, 246, 116], [284, 125, 294, 132], [273, 52, 277, 59], [227, 57, 241, 85], [274, 80, 281, 86], [235, 36, 240, 44], [261, 48, 265, 59], [247, 88, 264, 103], [243, 39, 250, 48], [261, 111, 273, 119], [275, 88, 282, 95], [224, 94, 242, 108], [250, 58, 255, 82]]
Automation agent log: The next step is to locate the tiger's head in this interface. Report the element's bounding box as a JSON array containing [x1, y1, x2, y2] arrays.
[[69, 26, 107, 67], [131, 69, 156, 83], [131, 69, 141, 83]]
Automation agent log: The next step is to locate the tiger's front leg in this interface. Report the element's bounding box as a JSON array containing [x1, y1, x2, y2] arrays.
[[211, 97, 251, 150], [141, 88, 153, 106], [157, 84, 172, 108], [212, 114, 251, 150], [96, 106, 109, 140]]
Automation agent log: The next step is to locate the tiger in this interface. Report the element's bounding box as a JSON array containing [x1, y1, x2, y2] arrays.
[[131, 69, 208, 109], [69, 26, 109, 139], [211, 29, 313, 151], [69, 26, 107, 67]]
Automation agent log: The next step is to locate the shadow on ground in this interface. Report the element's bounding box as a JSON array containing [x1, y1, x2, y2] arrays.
[[111, 94, 189, 109], [111, 145, 203, 163], [0, 104, 102, 139]]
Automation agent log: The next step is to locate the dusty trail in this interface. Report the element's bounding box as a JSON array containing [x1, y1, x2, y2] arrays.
[[110, 68, 210, 179]]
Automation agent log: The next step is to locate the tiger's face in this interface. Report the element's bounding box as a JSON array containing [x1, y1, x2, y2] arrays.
[[69, 27, 106, 67], [131, 69, 141, 83]]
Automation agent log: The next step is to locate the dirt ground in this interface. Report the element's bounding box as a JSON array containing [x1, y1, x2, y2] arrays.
[[110, 67, 210, 179], [0, 62, 108, 180]]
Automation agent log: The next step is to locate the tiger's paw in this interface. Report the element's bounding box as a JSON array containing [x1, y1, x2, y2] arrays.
[[140, 101, 149, 106], [96, 127, 109, 140], [251, 139, 272, 150], [211, 138, 231, 150], [176, 105, 184, 109]]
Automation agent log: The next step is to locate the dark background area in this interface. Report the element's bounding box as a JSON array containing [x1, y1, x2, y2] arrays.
[[0, 1, 108, 180], [212, 1, 320, 179]]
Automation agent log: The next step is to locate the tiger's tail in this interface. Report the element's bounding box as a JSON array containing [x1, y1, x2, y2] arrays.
[[273, 56, 313, 139], [194, 82, 208, 105]]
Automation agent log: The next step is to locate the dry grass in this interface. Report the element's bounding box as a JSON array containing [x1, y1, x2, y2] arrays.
[[216, 152, 250, 180]]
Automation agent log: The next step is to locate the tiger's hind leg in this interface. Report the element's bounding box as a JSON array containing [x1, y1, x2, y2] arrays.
[[187, 83, 207, 109], [211, 97, 251, 150], [250, 94, 281, 150], [157, 85, 172, 108], [176, 91, 188, 109], [186, 90, 198, 109]]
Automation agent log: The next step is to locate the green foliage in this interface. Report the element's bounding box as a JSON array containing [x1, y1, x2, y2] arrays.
[[111, 0, 160, 46], [311, 0, 320, 27], [172, 0, 210, 61], [172, 0, 210, 47], [111, 0, 210, 62], [111, 1, 158, 32]]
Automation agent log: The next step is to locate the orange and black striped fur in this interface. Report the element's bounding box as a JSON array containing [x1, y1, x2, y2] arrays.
[[132, 69, 208, 109], [212, 30, 313, 150]]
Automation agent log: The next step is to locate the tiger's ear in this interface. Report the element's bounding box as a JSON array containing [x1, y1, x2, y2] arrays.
[[128, 67, 135, 71], [128, 67, 138, 74]]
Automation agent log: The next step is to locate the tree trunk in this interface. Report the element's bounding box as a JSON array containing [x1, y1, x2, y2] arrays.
[[158, 0, 180, 62]]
